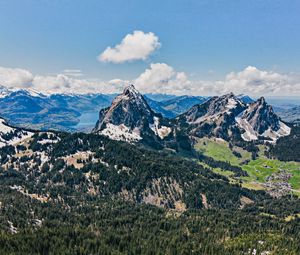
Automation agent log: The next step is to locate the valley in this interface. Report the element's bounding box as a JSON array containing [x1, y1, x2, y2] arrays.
[[195, 137, 300, 197]]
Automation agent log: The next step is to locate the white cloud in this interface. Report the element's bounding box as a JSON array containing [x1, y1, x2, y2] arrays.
[[0, 65, 299, 96], [134, 63, 191, 95], [0, 66, 122, 94], [222, 66, 292, 95], [33, 74, 72, 91], [98, 31, 161, 63], [32, 75, 124, 94], [133, 65, 300, 96], [0, 66, 33, 88]]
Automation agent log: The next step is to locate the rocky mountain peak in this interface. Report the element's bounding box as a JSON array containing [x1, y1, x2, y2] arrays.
[[123, 84, 140, 97], [241, 97, 279, 134], [257, 96, 266, 104], [180, 93, 245, 124], [108, 84, 152, 115], [236, 97, 291, 142], [93, 84, 172, 143]]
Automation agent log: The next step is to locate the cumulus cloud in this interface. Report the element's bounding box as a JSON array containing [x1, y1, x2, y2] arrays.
[[222, 66, 292, 95], [0, 66, 33, 88], [134, 63, 191, 95], [98, 31, 161, 63], [0, 66, 123, 94], [0, 65, 299, 96], [133, 65, 300, 96], [32, 75, 124, 94]]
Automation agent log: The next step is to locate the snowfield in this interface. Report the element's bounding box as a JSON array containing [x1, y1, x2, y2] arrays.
[[235, 117, 258, 141], [149, 117, 171, 139], [236, 117, 291, 142], [100, 123, 142, 142]]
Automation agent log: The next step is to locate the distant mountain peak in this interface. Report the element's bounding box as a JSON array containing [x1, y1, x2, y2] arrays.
[[236, 94, 255, 104], [177, 93, 246, 139]]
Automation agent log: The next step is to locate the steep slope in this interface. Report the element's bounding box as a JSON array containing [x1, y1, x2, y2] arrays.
[[1, 119, 300, 254], [236, 97, 291, 142], [178, 94, 290, 143], [93, 85, 173, 144], [177, 93, 246, 140], [269, 125, 300, 161]]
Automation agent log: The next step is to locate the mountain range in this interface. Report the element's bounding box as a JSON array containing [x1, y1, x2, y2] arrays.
[[1, 85, 299, 132], [94, 85, 291, 148]]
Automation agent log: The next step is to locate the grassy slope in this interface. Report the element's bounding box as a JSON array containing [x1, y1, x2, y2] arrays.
[[195, 138, 300, 193]]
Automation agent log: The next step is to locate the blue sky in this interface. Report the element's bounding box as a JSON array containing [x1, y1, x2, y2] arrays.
[[0, 0, 300, 96]]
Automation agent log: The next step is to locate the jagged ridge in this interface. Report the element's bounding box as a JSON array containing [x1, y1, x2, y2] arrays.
[[93, 85, 173, 143]]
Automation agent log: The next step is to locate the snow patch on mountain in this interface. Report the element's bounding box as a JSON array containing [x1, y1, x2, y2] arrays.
[[0, 118, 34, 147], [226, 98, 238, 111], [185, 94, 244, 125], [149, 117, 171, 139], [0, 118, 15, 133], [236, 97, 291, 142], [99, 123, 142, 142], [38, 138, 60, 145], [235, 117, 258, 141], [261, 122, 291, 142], [236, 116, 291, 142]]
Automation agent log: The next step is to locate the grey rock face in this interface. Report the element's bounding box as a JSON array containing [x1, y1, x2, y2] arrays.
[[177, 93, 246, 140], [94, 84, 156, 132], [240, 97, 281, 134]]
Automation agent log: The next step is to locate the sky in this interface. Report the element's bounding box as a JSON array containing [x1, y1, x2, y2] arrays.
[[0, 0, 300, 96]]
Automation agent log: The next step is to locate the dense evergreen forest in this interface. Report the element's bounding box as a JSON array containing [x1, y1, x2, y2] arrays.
[[0, 131, 300, 254], [1, 190, 300, 254], [269, 125, 300, 162]]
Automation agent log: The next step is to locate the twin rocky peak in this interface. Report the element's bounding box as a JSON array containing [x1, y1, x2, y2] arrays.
[[93, 84, 290, 144]]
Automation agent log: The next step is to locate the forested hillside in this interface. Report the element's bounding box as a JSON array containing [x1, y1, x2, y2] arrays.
[[1, 131, 300, 254], [269, 125, 300, 162]]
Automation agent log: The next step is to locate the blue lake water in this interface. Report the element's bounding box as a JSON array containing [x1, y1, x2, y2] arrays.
[[75, 111, 99, 128]]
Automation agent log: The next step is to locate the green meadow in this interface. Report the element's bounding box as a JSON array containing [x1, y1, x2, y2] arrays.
[[195, 138, 300, 193]]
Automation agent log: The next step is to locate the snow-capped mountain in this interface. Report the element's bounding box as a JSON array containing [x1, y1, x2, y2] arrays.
[[178, 93, 290, 142], [0, 84, 294, 140], [0, 85, 13, 98], [93, 85, 173, 143]]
